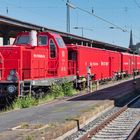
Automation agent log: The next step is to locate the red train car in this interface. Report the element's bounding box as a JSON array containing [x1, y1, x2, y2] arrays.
[[121, 53, 137, 75], [67, 44, 121, 81], [136, 55, 140, 73], [109, 51, 121, 78]]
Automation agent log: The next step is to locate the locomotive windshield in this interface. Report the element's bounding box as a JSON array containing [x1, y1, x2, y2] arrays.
[[38, 35, 48, 46], [14, 35, 29, 45]]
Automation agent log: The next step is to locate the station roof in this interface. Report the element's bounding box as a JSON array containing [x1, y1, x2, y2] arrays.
[[0, 15, 129, 52]]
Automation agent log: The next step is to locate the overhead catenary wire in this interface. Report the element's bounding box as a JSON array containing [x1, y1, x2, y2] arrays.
[[63, 0, 140, 41], [0, 0, 134, 34], [133, 0, 140, 8], [76, 6, 128, 33], [62, 0, 129, 32], [65, 1, 128, 32], [0, 0, 66, 26]]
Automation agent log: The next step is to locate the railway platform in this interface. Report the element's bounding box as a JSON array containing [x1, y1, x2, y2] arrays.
[[0, 76, 140, 140]]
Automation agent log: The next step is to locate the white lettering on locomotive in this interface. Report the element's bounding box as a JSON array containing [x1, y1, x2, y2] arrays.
[[33, 54, 45, 58]]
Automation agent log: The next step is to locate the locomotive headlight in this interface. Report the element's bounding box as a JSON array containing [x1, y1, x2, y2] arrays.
[[10, 70, 16, 76], [7, 75, 18, 81], [7, 69, 18, 81], [7, 75, 13, 81], [7, 85, 16, 94]]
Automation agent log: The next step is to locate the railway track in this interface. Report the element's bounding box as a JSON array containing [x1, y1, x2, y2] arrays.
[[64, 95, 140, 140]]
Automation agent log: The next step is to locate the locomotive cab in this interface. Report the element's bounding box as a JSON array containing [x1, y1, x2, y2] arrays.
[[14, 31, 68, 78], [45, 32, 68, 77]]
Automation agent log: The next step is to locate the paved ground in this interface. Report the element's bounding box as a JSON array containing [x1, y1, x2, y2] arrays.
[[0, 95, 104, 132], [0, 77, 140, 139]]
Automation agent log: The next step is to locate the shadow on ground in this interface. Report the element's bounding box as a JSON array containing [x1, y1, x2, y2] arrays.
[[68, 79, 140, 108]]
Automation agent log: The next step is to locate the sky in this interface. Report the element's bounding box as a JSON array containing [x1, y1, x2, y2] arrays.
[[0, 0, 140, 47]]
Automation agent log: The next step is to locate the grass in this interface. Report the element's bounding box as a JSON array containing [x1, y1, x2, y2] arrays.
[[25, 135, 34, 140], [12, 95, 38, 109], [38, 94, 55, 104], [11, 81, 76, 110], [20, 122, 44, 129]]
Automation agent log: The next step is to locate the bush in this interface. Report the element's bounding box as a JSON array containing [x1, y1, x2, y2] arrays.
[[62, 82, 74, 96], [13, 95, 38, 109], [49, 81, 74, 97], [50, 83, 64, 98]]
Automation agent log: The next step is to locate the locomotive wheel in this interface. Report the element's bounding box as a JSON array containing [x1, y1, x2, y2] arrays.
[[31, 89, 45, 99]]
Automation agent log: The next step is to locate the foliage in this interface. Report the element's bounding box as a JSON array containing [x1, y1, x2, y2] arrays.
[[11, 81, 75, 110], [49, 83, 64, 98], [38, 94, 55, 104], [13, 95, 38, 109], [25, 135, 34, 140], [61, 81, 74, 96]]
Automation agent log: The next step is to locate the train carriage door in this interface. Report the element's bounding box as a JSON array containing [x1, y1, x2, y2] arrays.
[[109, 57, 112, 77], [133, 55, 137, 72], [109, 57, 114, 77], [128, 57, 131, 74], [55, 37, 68, 76], [48, 39, 58, 76], [68, 50, 77, 75]]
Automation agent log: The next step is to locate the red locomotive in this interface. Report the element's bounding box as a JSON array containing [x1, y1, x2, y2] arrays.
[[0, 30, 139, 97]]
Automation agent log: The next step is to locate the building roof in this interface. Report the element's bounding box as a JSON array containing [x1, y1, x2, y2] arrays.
[[0, 15, 129, 52]]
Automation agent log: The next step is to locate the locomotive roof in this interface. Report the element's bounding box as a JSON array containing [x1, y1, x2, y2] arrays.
[[0, 15, 130, 53]]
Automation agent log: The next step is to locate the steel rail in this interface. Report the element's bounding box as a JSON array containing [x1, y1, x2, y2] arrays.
[[127, 122, 140, 140], [80, 94, 140, 140]]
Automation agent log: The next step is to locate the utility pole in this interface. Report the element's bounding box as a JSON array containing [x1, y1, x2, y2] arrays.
[[73, 27, 93, 37], [66, 0, 70, 33]]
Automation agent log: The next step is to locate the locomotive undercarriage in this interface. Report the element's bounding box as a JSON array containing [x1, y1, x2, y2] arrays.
[[20, 75, 76, 98]]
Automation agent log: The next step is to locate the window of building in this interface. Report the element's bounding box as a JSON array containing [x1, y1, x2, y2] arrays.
[[50, 40, 56, 58], [38, 35, 48, 46]]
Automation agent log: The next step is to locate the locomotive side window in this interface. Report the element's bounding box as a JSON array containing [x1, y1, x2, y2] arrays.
[[50, 40, 56, 58], [68, 51, 77, 60], [56, 38, 65, 48], [15, 35, 29, 44], [38, 35, 48, 46]]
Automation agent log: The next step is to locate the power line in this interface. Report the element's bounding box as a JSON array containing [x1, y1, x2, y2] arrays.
[[76, 6, 128, 32], [1, 0, 140, 42], [133, 0, 140, 8], [64, 1, 128, 32], [1, 6, 65, 9], [63, 1, 140, 41], [0, 0, 61, 22]]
